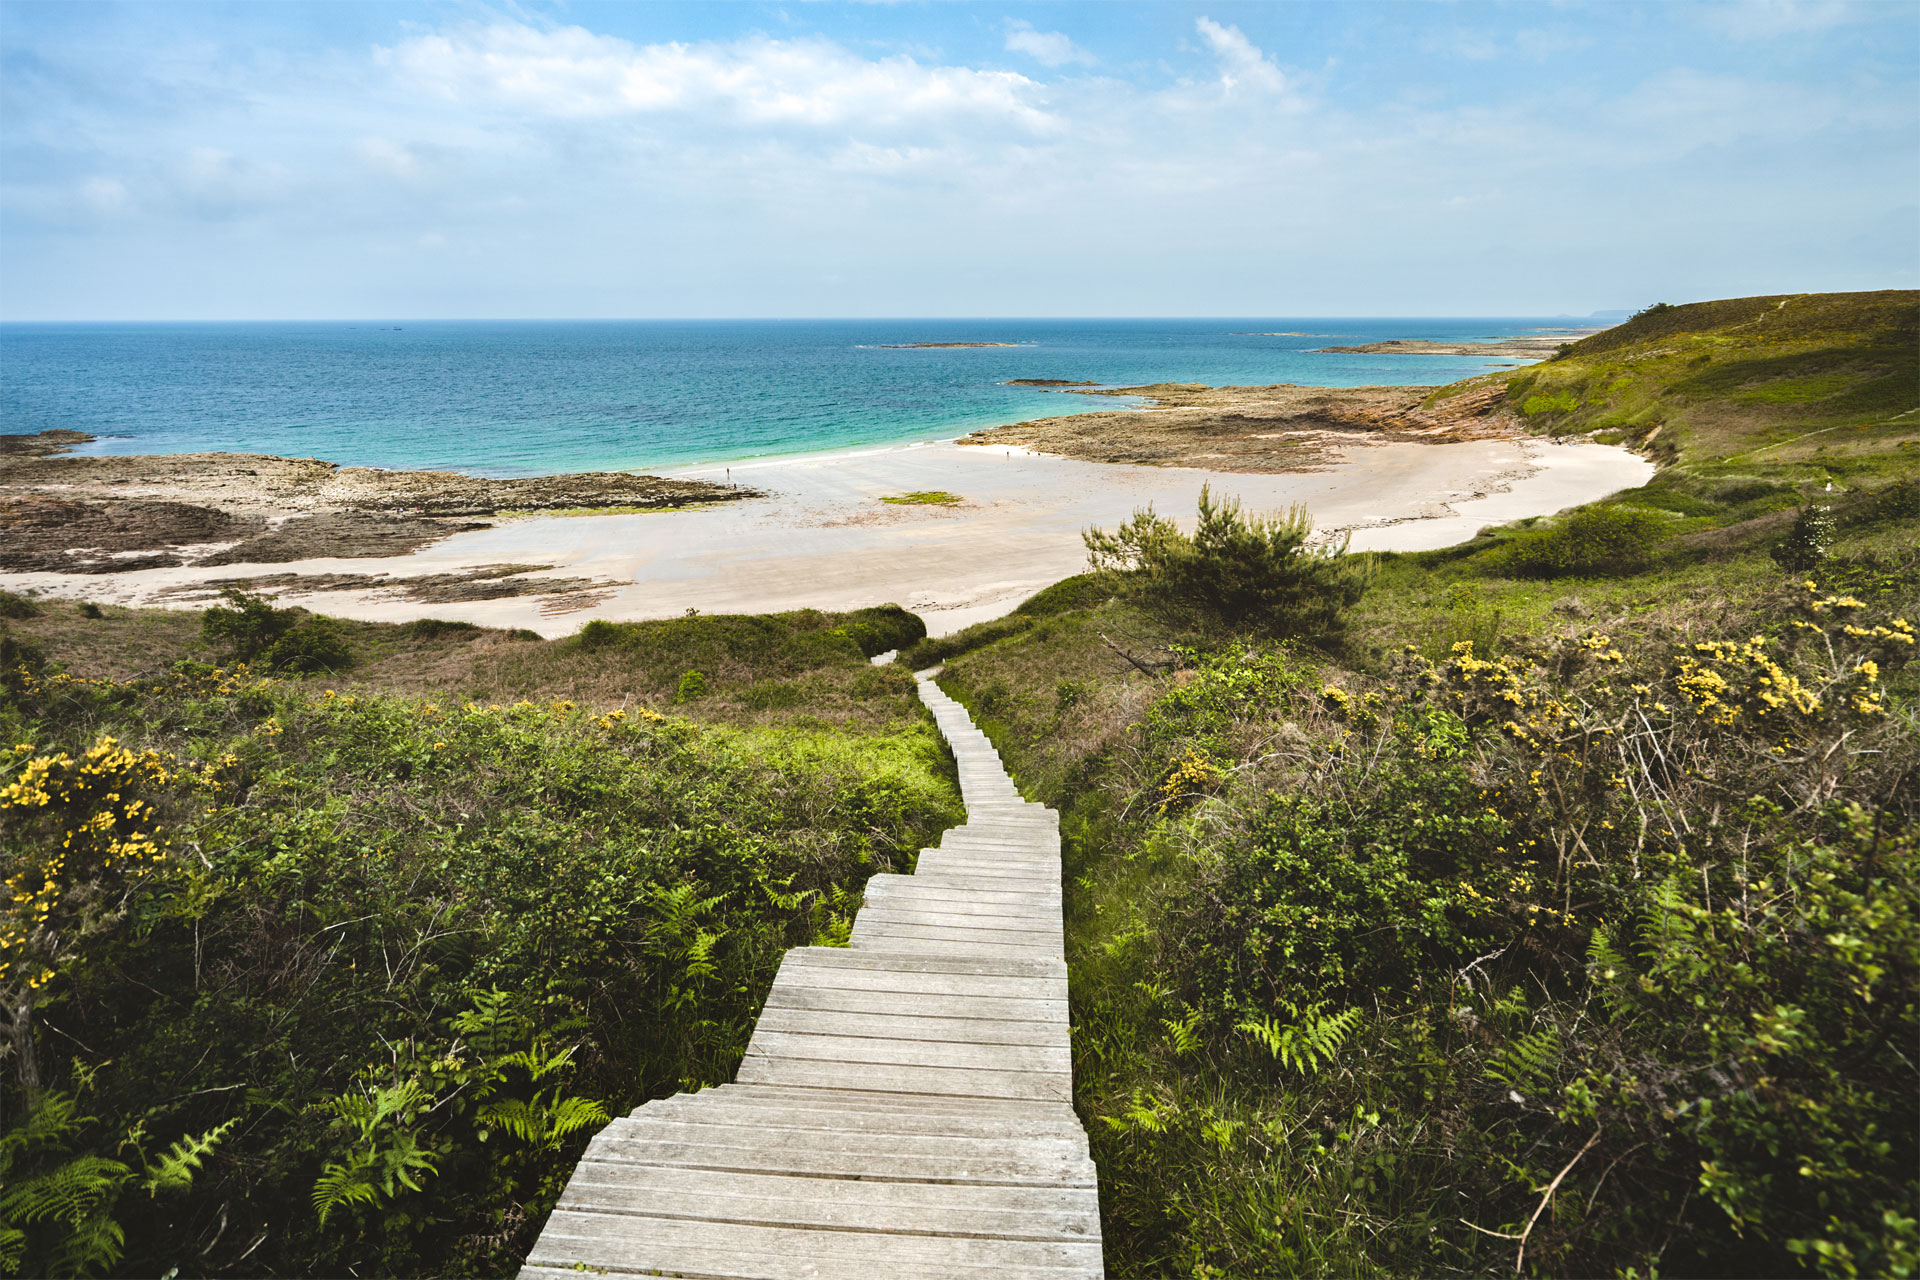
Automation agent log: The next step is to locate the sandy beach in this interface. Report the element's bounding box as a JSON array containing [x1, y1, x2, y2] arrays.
[[1, 434, 1652, 637]]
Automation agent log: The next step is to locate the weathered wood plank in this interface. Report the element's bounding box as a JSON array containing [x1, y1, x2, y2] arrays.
[[852, 922, 1063, 951], [754, 1005, 1067, 1046], [865, 889, 1063, 917], [762, 983, 1066, 1024], [585, 1125, 1093, 1182], [710, 1083, 1075, 1117], [528, 1212, 1102, 1273], [779, 951, 1067, 982], [772, 964, 1068, 1001], [553, 1164, 1098, 1235], [855, 906, 1061, 932], [743, 1029, 1070, 1074], [590, 1117, 1089, 1171], [903, 868, 1060, 887], [867, 879, 1061, 905], [854, 907, 1061, 935], [870, 873, 1060, 898], [735, 1055, 1074, 1102], [639, 1095, 1084, 1138], [899, 875, 1063, 900]]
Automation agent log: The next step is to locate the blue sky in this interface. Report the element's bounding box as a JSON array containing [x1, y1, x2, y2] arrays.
[[2, 0, 1915, 319]]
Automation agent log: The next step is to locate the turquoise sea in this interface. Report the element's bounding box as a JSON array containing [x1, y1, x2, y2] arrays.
[[0, 319, 1581, 477]]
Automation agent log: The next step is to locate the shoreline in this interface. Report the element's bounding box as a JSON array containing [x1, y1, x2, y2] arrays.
[[2, 433, 1653, 639]]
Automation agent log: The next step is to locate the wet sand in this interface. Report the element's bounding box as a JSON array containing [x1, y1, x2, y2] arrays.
[[1, 436, 1652, 637]]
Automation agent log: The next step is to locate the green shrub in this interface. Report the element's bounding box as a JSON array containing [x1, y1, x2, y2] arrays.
[[1493, 504, 1669, 578], [1083, 487, 1374, 640], [897, 616, 1032, 669], [0, 591, 39, 620], [574, 611, 866, 676], [675, 670, 708, 702], [877, 490, 960, 506], [1519, 389, 1580, 416], [1013, 573, 1113, 619], [1713, 479, 1793, 505], [1849, 478, 1920, 527], [200, 588, 296, 662], [737, 678, 805, 710], [1772, 504, 1837, 572], [0, 627, 47, 688], [402, 618, 483, 641], [949, 580, 1919, 1279], [76, 602, 104, 620], [836, 604, 926, 658], [264, 617, 355, 674], [850, 666, 913, 701]]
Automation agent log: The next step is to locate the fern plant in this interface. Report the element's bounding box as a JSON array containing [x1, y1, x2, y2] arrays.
[[310, 1080, 440, 1226], [139, 1118, 237, 1195], [311, 989, 609, 1228], [1, 1090, 232, 1278], [1237, 1002, 1363, 1075], [1485, 1025, 1562, 1097], [1160, 1007, 1204, 1057], [476, 1046, 610, 1153]]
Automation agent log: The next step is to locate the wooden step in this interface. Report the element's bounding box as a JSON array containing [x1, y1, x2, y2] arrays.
[[517, 672, 1100, 1279]]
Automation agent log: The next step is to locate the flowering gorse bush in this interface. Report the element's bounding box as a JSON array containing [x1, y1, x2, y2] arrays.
[[0, 652, 960, 1277], [1003, 579, 1916, 1278]]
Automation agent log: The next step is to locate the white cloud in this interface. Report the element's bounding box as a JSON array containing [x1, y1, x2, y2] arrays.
[[382, 23, 1055, 133], [1512, 29, 1592, 61], [172, 146, 285, 214], [80, 176, 128, 214], [1004, 20, 1094, 68], [1699, 0, 1863, 40], [357, 137, 423, 180], [828, 142, 948, 174], [1424, 29, 1500, 61], [2, 6, 1912, 318], [1194, 17, 1285, 93]]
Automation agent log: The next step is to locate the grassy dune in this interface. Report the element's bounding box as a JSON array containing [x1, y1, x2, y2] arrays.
[[929, 293, 1919, 1278]]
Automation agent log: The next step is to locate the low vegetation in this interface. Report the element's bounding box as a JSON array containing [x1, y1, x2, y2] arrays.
[[878, 490, 962, 506], [0, 601, 959, 1277]]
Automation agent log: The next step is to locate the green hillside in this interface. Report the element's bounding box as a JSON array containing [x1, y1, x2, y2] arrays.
[[1448, 289, 1917, 515]]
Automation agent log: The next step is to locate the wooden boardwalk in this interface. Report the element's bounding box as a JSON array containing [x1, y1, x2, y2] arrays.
[[520, 673, 1103, 1279]]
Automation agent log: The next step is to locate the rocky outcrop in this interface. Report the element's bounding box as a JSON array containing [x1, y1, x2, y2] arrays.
[[0, 438, 755, 575], [958, 379, 1521, 472]]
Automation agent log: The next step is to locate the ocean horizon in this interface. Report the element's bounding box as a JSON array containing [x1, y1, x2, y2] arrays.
[[1, 317, 1588, 477]]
